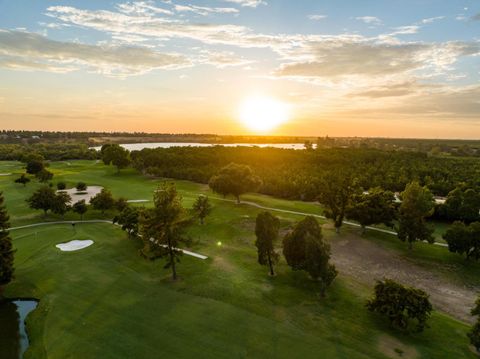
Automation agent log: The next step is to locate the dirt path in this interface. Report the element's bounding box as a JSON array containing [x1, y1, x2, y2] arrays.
[[330, 233, 478, 323]]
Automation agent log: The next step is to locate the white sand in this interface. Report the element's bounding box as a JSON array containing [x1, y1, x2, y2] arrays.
[[57, 186, 103, 204], [56, 240, 94, 252], [127, 199, 149, 203], [0, 173, 12, 176]]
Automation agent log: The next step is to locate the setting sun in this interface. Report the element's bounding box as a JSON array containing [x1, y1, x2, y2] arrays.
[[239, 95, 290, 132]]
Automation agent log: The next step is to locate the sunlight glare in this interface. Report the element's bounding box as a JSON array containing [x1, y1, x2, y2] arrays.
[[239, 95, 289, 132]]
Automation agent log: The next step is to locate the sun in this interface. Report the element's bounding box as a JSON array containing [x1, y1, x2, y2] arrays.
[[238, 95, 290, 132]]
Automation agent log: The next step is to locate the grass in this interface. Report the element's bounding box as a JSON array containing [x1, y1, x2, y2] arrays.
[[1, 160, 477, 358]]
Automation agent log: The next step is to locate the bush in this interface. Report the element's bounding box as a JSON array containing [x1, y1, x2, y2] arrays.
[[76, 182, 87, 191], [57, 182, 67, 190]]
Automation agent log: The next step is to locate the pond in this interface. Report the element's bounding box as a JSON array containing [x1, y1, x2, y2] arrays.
[[91, 142, 310, 151], [0, 299, 38, 359]]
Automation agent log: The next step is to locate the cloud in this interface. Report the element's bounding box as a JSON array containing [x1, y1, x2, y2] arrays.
[[174, 4, 239, 16], [0, 29, 189, 77], [308, 14, 327, 21], [222, 0, 266, 8], [117, 1, 173, 16], [197, 50, 253, 67], [275, 39, 480, 80], [420, 16, 445, 24], [355, 16, 382, 25]]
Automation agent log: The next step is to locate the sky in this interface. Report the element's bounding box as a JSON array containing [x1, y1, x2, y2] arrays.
[[0, 0, 479, 138]]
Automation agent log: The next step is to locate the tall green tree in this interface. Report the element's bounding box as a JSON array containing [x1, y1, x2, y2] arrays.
[[0, 192, 14, 295], [397, 181, 435, 250], [366, 279, 432, 332], [283, 216, 337, 296], [90, 188, 115, 215], [209, 163, 261, 203], [72, 200, 88, 220], [255, 211, 280, 276], [347, 187, 397, 234], [317, 169, 359, 233], [192, 195, 212, 225], [76, 182, 87, 192], [14, 174, 30, 187], [52, 192, 71, 218], [26, 185, 56, 216], [443, 221, 480, 260], [35, 168, 54, 183], [25, 160, 44, 175], [114, 206, 141, 238], [468, 297, 480, 352], [102, 144, 131, 173], [140, 183, 187, 280]]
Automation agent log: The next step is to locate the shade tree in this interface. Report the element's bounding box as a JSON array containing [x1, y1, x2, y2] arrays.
[[443, 221, 480, 260], [14, 174, 30, 187], [255, 211, 280, 276], [114, 206, 141, 238], [366, 279, 432, 332], [0, 192, 14, 295], [72, 200, 88, 220], [397, 181, 435, 250], [102, 144, 131, 173], [26, 185, 56, 216], [192, 195, 212, 225], [283, 216, 337, 296], [90, 188, 115, 215], [209, 163, 261, 204]]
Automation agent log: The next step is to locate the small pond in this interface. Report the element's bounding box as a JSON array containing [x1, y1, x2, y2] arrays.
[[0, 299, 38, 359]]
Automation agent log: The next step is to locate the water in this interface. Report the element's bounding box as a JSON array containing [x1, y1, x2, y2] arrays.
[[0, 299, 38, 359], [91, 142, 309, 151]]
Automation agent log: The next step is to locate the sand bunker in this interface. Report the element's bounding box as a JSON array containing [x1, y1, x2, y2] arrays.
[[58, 186, 103, 204], [56, 240, 93, 252]]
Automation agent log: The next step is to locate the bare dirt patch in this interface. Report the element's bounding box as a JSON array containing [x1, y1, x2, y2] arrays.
[[329, 232, 478, 323], [377, 334, 418, 359]]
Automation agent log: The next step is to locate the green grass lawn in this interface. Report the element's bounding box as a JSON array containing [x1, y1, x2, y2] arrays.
[[1, 160, 477, 358]]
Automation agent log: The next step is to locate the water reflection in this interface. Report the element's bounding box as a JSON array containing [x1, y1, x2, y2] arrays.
[[0, 300, 38, 359]]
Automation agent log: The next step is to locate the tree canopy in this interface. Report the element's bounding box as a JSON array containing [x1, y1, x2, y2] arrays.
[[283, 216, 337, 296], [209, 163, 261, 203], [192, 195, 212, 225], [255, 211, 280, 276], [443, 221, 480, 260], [0, 192, 14, 291], [397, 181, 435, 249], [26, 185, 56, 216], [366, 279, 432, 332], [101, 144, 131, 173]]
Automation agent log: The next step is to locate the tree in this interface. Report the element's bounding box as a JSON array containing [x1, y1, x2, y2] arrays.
[[115, 197, 129, 212], [443, 221, 480, 260], [397, 182, 435, 250], [51, 192, 71, 218], [468, 297, 480, 351], [139, 183, 187, 280], [347, 187, 397, 234], [367, 279, 432, 332], [14, 174, 30, 187], [192, 195, 212, 225], [317, 169, 359, 233], [26, 186, 56, 216], [283, 216, 337, 296], [76, 182, 87, 192], [57, 181, 66, 190], [90, 188, 115, 215], [209, 163, 261, 204], [25, 160, 44, 175], [255, 211, 280, 276], [114, 206, 141, 238], [35, 168, 53, 183], [0, 192, 14, 294], [102, 144, 131, 173], [72, 200, 88, 220]]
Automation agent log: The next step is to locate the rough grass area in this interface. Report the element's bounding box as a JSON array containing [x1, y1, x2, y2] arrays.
[[1, 160, 477, 358]]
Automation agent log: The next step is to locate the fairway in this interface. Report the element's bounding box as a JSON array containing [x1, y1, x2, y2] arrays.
[[2, 161, 477, 358]]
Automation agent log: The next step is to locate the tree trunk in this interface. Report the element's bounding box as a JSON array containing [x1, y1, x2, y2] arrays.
[[236, 195, 240, 204], [335, 226, 340, 234], [267, 252, 275, 276], [408, 241, 413, 250], [361, 225, 366, 235], [200, 217, 204, 225], [167, 236, 177, 280]]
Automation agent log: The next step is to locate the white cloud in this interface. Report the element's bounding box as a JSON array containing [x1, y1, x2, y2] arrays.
[[117, 1, 173, 16], [420, 16, 445, 24], [222, 0, 266, 8], [174, 4, 239, 16], [355, 16, 382, 25], [308, 14, 327, 21], [0, 29, 189, 77]]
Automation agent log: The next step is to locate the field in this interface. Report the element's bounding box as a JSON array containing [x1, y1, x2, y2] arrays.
[[1, 160, 478, 358]]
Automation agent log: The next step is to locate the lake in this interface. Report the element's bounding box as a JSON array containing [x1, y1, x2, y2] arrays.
[[0, 299, 38, 359], [91, 143, 310, 151]]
